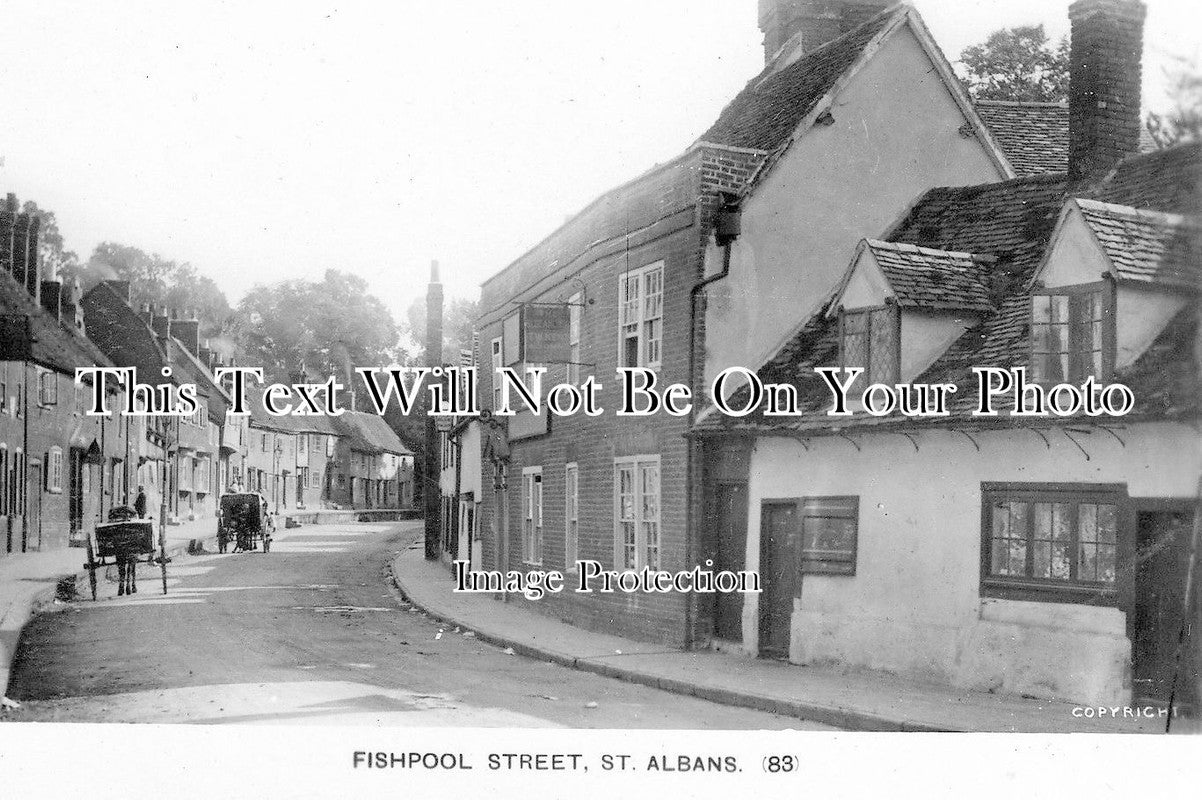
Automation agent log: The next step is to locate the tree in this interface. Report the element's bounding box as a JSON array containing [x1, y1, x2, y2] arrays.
[[403, 295, 480, 365], [232, 269, 401, 389], [80, 242, 233, 338], [959, 25, 1069, 103], [1146, 56, 1202, 148]]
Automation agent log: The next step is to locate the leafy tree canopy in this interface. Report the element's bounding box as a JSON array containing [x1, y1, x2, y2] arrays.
[[1146, 56, 1202, 148], [233, 269, 400, 388], [79, 242, 233, 338], [959, 24, 1069, 103]]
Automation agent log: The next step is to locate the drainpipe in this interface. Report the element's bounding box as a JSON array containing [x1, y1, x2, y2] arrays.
[[683, 194, 740, 649], [452, 433, 463, 571]]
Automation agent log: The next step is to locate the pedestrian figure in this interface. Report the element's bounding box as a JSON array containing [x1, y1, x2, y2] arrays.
[[134, 485, 147, 518]]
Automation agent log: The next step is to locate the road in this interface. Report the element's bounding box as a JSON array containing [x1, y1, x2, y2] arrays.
[[5, 521, 830, 729]]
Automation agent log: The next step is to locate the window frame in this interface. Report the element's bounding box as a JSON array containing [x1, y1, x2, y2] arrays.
[[979, 482, 1129, 606], [37, 369, 57, 407], [567, 292, 582, 385], [1028, 280, 1116, 384], [565, 462, 579, 571], [798, 496, 859, 575], [522, 466, 543, 565], [613, 455, 661, 571], [47, 447, 63, 493], [617, 261, 664, 371], [490, 336, 504, 409], [837, 303, 900, 387]]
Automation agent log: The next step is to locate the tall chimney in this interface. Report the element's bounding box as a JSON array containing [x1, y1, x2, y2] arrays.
[[1067, 0, 1146, 183], [62, 277, 84, 330], [41, 280, 63, 322], [423, 258, 443, 562], [152, 310, 171, 340], [170, 308, 201, 357], [757, 0, 886, 64], [0, 200, 14, 278]]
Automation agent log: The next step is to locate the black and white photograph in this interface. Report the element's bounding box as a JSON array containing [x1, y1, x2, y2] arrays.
[[0, 0, 1199, 797]]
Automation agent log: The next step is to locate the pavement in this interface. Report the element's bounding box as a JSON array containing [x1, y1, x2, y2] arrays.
[[390, 545, 1169, 734], [0, 515, 219, 700]]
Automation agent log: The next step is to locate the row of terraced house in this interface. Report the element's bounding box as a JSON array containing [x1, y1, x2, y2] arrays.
[[440, 0, 1199, 712], [1, 198, 415, 558]]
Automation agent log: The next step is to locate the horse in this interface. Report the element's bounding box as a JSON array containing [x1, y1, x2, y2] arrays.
[[116, 551, 138, 596]]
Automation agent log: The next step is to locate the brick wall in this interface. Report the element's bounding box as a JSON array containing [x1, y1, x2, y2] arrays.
[[474, 145, 763, 646]]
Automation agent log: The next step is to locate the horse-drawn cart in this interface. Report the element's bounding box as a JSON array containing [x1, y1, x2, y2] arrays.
[[218, 492, 274, 554], [84, 506, 169, 600]]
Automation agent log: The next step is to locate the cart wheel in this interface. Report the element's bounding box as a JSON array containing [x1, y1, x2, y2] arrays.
[[84, 538, 98, 601], [159, 531, 169, 595]]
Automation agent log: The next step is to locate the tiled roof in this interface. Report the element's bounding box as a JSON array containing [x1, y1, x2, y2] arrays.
[[0, 272, 114, 374], [974, 101, 1068, 176], [862, 239, 994, 312], [699, 6, 898, 151], [694, 144, 1201, 435], [1074, 198, 1200, 290], [1086, 140, 1201, 216], [332, 411, 411, 456]]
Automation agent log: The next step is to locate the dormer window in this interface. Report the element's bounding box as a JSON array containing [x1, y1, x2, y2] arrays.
[[1030, 281, 1115, 383], [838, 304, 899, 385]]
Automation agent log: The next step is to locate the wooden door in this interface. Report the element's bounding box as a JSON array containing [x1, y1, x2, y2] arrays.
[[759, 501, 800, 658], [713, 483, 748, 642], [1132, 508, 1195, 707]]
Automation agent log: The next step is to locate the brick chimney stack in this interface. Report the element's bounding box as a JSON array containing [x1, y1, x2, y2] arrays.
[[40, 280, 63, 321], [757, 0, 886, 64], [0, 197, 17, 278], [1067, 0, 1146, 183], [151, 308, 171, 340], [170, 307, 201, 357]]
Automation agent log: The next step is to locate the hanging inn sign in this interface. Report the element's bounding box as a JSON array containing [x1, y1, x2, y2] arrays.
[[503, 302, 572, 366], [501, 300, 577, 441]]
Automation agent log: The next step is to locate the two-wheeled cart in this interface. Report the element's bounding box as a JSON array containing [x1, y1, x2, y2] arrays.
[[83, 506, 169, 600], [218, 492, 274, 554]]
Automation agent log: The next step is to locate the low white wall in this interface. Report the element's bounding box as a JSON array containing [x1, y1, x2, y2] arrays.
[[740, 422, 1200, 705]]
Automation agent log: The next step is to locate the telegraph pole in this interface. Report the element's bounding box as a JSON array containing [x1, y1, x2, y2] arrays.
[[424, 260, 443, 561]]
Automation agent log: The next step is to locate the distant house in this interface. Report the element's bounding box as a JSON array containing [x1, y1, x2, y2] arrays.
[[1, 196, 131, 553], [692, 1, 1199, 705], [328, 410, 413, 510]]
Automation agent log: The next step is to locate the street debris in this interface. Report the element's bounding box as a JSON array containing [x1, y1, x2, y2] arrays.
[[462, 631, 476, 638]]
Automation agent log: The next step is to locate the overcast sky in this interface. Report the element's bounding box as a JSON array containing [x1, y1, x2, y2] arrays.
[[0, 1, 1196, 323]]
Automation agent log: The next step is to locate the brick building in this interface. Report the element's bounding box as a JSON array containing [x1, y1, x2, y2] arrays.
[[1, 196, 131, 554], [82, 286, 231, 525], [472, 0, 1041, 646]]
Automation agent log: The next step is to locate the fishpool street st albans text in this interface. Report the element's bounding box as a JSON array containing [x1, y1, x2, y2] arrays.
[[352, 752, 741, 773], [75, 364, 1136, 419]]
